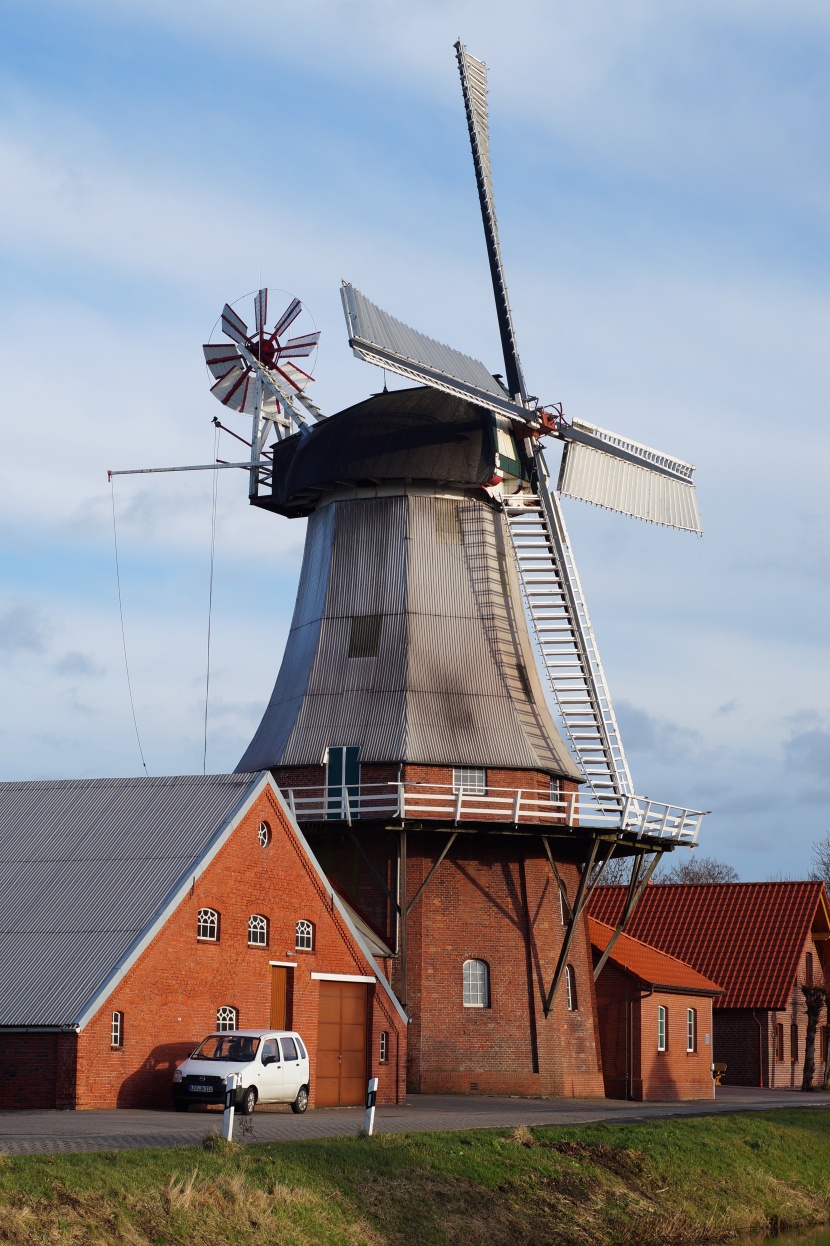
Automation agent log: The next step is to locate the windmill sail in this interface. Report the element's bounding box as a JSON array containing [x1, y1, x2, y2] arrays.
[[341, 283, 528, 420], [455, 41, 527, 401], [558, 420, 702, 534]]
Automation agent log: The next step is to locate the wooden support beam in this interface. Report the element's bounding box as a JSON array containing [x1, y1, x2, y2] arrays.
[[345, 826, 400, 915], [543, 837, 600, 1017], [399, 831, 408, 1010], [592, 849, 663, 981], [542, 836, 573, 922], [407, 832, 457, 917]]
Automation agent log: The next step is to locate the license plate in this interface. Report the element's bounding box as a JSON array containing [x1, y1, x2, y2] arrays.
[[190, 1085, 213, 1093]]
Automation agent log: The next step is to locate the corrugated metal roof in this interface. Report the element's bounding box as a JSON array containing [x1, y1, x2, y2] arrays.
[[588, 917, 722, 995], [239, 493, 581, 779], [0, 773, 261, 1027], [589, 882, 827, 1010]]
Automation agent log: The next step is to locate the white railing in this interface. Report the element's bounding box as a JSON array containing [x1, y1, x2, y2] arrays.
[[279, 782, 705, 844]]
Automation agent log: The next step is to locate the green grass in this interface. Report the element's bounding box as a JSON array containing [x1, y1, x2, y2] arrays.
[[3, 1110, 830, 1244]]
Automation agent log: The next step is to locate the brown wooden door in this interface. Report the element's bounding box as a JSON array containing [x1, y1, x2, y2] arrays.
[[316, 981, 367, 1107], [270, 966, 288, 1029]]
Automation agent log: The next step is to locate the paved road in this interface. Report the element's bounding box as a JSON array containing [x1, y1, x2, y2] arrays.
[[1, 1086, 829, 1156]]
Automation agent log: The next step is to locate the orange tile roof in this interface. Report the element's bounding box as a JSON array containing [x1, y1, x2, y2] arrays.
[[588, 917, 723, 995], [589, 881, 829, 1010]]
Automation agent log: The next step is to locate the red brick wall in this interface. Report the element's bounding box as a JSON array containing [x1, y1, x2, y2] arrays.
[[594, 961, 715, 1101], [74, 785, 406, 1110], [710, 935, 828, 1089], [636, 993, 715, 1101], [400, 833, 604, 1097], [0, 1034, 58, 1108]]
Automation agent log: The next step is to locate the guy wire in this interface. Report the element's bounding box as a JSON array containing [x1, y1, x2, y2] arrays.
[[202, 422, 220, 774], [110, 481, 149, 774]]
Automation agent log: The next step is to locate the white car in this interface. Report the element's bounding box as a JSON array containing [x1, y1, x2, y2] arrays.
[[172, 1029, 310, 1115]]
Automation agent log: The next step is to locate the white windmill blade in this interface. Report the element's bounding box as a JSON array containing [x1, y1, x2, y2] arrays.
[[455, 41, 527, 401], [558, 419, 702, 534], [270, 297, 302, 341], [254, 288, 268, 336], [277, 332, 320, 358], [221, 303, 249, 346], [341, 282, 531, 421]]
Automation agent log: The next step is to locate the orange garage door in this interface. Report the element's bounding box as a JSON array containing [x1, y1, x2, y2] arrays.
[[316, 981, 368, 1107]]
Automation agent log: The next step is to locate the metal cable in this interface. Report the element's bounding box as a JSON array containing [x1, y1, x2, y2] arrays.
[[109, 482, 148, 774], [202, 423, 220, 774]]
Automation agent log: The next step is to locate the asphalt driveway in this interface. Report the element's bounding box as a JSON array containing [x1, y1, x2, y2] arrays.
[[1, 1086, 830, 1156]]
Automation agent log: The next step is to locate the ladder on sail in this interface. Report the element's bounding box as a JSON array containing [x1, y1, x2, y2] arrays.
[[503, 467, 634, 807]]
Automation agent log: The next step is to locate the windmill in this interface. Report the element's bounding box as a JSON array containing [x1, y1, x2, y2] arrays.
[[113, 43, 707, 1047], [202, 290, 324, 494]]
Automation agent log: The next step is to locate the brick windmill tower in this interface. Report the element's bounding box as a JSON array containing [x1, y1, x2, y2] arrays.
[[205, 44, 707, 1096]]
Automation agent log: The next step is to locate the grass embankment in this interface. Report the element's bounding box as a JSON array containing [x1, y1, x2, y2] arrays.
[[2, 1110, 830, 1244]]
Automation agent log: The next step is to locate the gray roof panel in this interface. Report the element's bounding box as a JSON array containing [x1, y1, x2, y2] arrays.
[[0, 773, 261, 1027]]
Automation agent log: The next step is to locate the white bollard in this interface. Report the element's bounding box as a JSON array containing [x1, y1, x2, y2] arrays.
[[222, 1072, 239, 1141], [363, 1076, 378, 1136]]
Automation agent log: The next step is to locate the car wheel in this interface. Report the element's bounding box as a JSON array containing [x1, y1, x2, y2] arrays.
[[174, 1101, 189, 1112], [240, 1086, 257, 1116], [291, 1085, 309, 1114]]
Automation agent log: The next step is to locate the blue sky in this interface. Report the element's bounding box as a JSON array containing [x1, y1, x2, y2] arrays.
[[0, 0, 827, 878]]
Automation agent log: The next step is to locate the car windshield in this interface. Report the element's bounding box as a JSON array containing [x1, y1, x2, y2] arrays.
[[191, 1035, 260, 1061]]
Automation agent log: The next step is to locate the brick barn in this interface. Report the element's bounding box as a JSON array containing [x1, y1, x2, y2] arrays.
[[0, 772, 406, 1110], [590, 882, 830, 1089], [589, 917, 722, 1101]]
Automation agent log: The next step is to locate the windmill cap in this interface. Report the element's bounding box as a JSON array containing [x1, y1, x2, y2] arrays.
[[257, 386, 520, 517]]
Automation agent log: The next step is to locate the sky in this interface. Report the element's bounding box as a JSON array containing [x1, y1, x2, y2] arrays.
[[0, 0, 827, 880]]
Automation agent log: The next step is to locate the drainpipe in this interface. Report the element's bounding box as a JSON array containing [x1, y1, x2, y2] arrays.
[[752, 1010, 765, 1087]]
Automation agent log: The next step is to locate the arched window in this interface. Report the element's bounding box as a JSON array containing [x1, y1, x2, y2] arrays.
[[686, 1007, 697, 1052], [463, 959, 490, 1008], [197, 908, 219, 941], [565, 964, 578, 1012], [295, 919, 314, 951], [248, 914, 268, 947], [657, 1005, 667, 1052], [216, 1005, 237, 1032], [258, 820, 272, 847]]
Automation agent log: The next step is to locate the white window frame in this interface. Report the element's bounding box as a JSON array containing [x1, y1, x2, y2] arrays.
[[686, 1007, 696, 1053], [111, 1010, 123, 1048], [258, 820, 272, 847], [197, 907, 219, 942], [565, 964, 577, 1012], [657, 1005, 667, 1052], [463, 958, 490, 1008], [248, 914, 268, 947], [379, 1031, 389, 1063], [295, 919, 314, 951], [216, 1005, 237, 1032], [452, 767, 486, 795]]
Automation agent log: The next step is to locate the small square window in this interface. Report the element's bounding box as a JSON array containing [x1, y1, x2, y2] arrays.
[[453, 767, 486, 795], [349, 614, 382, 658]]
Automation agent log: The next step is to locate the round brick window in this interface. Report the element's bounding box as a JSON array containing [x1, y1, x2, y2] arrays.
[[258, 821, 271, 847]]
